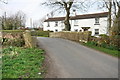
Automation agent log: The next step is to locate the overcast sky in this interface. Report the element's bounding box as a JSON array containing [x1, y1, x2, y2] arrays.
[[0, 0, 107, 27], [0, 0, 52, 27]]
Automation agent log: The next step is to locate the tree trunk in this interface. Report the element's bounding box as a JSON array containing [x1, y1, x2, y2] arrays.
[[64, 8, 71, 31], [116, 7, 120, 35], [111, 7, 120, 35], [108, 2, 112, 35]]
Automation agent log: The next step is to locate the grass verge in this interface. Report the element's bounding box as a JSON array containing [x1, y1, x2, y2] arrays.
[[81, 43, 119, 58], [2, 46, 45, 78]]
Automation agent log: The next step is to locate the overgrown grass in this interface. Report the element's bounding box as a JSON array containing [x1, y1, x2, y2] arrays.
[[2, 46, 45, 78], [82, 42, 119, 58]]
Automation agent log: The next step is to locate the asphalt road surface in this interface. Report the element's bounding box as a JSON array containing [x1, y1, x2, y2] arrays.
[[37, 37, 118, 78]]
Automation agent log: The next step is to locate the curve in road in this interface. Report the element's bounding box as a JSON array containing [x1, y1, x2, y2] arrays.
[[37, 37, 118, 78]]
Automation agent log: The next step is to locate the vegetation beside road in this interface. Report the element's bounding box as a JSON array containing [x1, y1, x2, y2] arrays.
[[82, 42, 119, 58], [2, 46, 45, 78], [31, 31, 50, 37], [2, 30, 46, 78], [49, 32, 119, 58]]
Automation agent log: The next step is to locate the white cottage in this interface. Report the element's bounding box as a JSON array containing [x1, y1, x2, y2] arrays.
[[43, 12, 108, 36]]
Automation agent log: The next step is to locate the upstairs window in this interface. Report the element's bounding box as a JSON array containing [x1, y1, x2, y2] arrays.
[[74, 20, 79, 26], [55, 21, 58, 27], [61, 21, 64, 27], [95, 18, 100, 25], [95, 29, 99, 35]]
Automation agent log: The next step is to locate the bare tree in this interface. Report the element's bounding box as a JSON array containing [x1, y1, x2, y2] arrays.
[[97, 0, 113, 34], [41, 0, 89, 31], [102, 0, 120, 35], [15, 11, 26, 28], [97, 0, 120, 35], [111, 0, 120, 35], [104, 0, 112, 34], [38, 18, 44, 28], [1, 11, 26, 30], [33, 21, 39, 28]]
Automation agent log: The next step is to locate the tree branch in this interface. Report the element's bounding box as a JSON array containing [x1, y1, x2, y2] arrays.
[[116, 0, 120, 8], [113, 0, 117, 17], [68, 1, 73, 9], [0, 0, 8, 4], [63, 2, 67, 9]]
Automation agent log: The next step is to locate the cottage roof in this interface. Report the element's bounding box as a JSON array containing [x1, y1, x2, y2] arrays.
[[44, 12, 108, 22]]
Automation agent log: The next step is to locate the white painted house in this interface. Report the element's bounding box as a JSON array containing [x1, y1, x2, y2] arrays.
[[43, 12, 108, 36]]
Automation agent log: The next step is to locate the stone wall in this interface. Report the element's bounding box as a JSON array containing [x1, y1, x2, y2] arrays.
[[23, 30, 36, 48], [49, 31, 92, 43], [2, 30, 36, 48], [2, 32, 25, 47]]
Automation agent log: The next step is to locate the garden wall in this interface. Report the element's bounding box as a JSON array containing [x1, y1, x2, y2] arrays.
[[49, 31, 92, 42], [23, 30, 36, 48]]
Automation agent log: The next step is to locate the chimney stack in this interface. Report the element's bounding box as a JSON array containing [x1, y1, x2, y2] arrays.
[[46, 14, 49, 19], [73, 9, 76, 16], [51, 11, 54, 18]]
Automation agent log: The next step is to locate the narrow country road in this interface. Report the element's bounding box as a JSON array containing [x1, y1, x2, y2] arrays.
[[37, 37, 118, 78]]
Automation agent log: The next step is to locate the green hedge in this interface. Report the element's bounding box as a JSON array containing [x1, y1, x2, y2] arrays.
[[83, 42, 119, 58], [31, 31, 50, 37], [87, 41, 118, 50]]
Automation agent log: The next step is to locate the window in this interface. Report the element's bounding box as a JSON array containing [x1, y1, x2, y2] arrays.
[[47, 22, 50, 27], [81, 27, 90, 32], [95, 29, 99, 35], [95, 18, 100, 25], [74, 29, 78, 32], [55, 21, 58, 27], [55, 29, 58, 32], [79, 30, 82, 32], [74, 20, 78, 26]]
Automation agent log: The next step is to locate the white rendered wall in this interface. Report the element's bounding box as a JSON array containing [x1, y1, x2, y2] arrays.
[[43, 17, 108, 36], [71, 17, 108, 36], [43, 21, 65, 32]]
